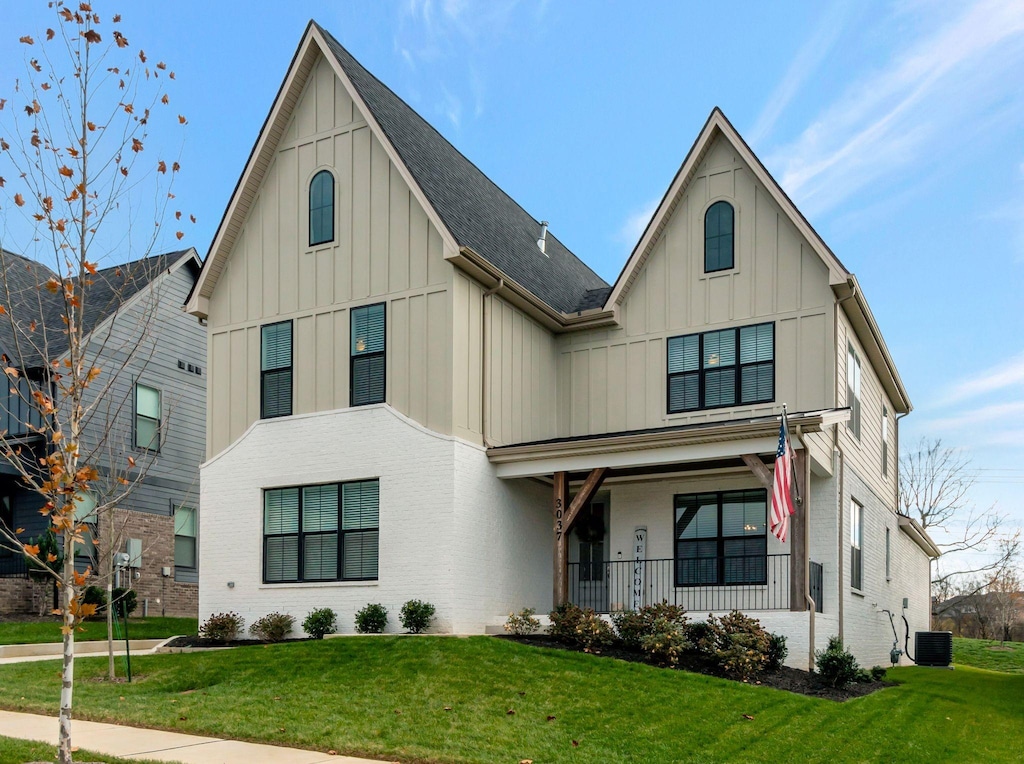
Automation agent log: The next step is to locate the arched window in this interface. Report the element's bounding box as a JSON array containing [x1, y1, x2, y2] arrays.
[[704, 201, 734, 272], [309, 170, 335, 246]]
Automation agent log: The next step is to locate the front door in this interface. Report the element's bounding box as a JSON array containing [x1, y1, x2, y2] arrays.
[[569, 501, 608, 612]]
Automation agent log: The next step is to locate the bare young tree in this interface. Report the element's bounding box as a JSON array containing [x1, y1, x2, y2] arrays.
[[0, 4, 189, 762], [900, 437, 1021, 595]]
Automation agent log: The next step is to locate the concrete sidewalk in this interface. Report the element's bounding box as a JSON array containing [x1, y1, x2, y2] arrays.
[[0, 710, 385, 764], [0, 639, 170, 665]]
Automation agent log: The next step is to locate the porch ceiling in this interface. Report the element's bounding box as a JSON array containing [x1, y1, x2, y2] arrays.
[[488, 408, 848, 479]]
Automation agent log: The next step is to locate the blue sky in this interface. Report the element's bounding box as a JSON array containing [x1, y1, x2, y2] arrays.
[[2, 1, 1023, 555]]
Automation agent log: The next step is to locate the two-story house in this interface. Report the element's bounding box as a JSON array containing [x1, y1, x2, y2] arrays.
[[187, 21, 938, 667], [0, 248, 206, 617]]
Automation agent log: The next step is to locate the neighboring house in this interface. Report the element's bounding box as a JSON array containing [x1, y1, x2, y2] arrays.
[[0, 249, 205, 617], [186, 21, 939, 667]]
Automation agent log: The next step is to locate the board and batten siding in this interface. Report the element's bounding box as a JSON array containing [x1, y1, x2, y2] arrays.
[[452, 275, 559, 446], [557, 135, 835, 438], [837, 308, 898, 505], [206, 53, 454, 457]]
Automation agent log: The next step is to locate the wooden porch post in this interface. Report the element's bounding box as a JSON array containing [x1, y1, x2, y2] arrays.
[[552, 472, 570, 608], [789, 448, 808, 612], [552, 467, 608, 608]]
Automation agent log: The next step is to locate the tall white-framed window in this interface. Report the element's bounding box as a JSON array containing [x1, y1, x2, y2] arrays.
[[135, 383, 161, 452], [881, 406, 889, 477], [847, 344, 862, 439], [851, 499, 863, 590], [885, 526, 891, 581], [174, 505, 197, 571]]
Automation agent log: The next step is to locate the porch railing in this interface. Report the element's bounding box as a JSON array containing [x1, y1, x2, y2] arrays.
[[0, 554, 29, 579], [568, 554, 810, 614]]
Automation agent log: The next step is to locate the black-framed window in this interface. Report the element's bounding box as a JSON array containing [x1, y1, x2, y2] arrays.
[[174, 505, 197, 570], [263, 479, 379, 583], [0, 496, 12, 558], [309, 170, 335, 247], [135, 383, 161, 451], [675, 490, 767, 586], [847, 343, 862, 439], [261, 321, 293, 419], [667, 323, 773, 413], [73, 492, 98, 568], [704, 201, 734, 272], [350, 303, 385, 406], [851, 499, 863, 590]]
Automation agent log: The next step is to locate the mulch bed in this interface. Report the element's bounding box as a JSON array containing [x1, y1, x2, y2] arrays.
[[497, 634, 891, 701], [163, 635, 313, 648]]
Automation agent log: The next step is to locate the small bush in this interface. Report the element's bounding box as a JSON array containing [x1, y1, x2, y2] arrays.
[[575, 609, 614, 653], [548, 603, 585, 642], [82, 586, 106, 617], [200, 611, 245, 641], [249, 612, 295, 642], [815, 636, 861, 688], [613, 602, 687, 651], [641, 617, 691, 666], [701, 611, 772, 680], [303, 608, 337, 639], [765, 632, 788, 672], [686, 620, 716, 657], [870, 665, 887, 682], [111, 587, 138, 617], [504, 608, 541, 636], [355, 603, 388, 634], [400, 600, 435, 634]]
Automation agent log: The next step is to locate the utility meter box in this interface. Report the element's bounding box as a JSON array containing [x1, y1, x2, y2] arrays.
[[125, 538, 142, 569]]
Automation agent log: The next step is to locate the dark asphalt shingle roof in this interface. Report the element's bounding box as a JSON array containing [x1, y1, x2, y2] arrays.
[[317, 24, 610, 315], [0, 249, 192, 367]]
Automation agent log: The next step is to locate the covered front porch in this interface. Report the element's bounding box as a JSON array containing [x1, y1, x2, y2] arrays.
[[489, 409, 847, 619]]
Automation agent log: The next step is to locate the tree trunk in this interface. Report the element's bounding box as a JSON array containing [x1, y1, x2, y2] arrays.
[[58, 541, 75, 764], [107, 537, 115, 680]]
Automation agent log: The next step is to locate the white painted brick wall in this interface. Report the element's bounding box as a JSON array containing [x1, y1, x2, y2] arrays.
[[200, 405, 555, 636]]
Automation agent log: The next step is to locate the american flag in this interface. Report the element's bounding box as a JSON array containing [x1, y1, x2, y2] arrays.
[[770, 414, 796, 543]]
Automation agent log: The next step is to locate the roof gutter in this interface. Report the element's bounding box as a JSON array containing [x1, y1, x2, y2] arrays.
[[898, 514, 942, 559], [452, 246, 618, 332]]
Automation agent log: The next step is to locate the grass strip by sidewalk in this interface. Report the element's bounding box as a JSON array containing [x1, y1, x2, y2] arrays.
[[0, 636, 1022, 763], [0, 734, 176, 764], [0, 618, 197, 646]]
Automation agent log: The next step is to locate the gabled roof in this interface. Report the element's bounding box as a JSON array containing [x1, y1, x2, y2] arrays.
[[0, 248, 196, 368], [189, 21, 608, 317], [602, 108, 910, 413]]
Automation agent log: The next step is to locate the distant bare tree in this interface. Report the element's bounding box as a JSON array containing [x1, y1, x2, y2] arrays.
[[900, 437, 1020, 595]]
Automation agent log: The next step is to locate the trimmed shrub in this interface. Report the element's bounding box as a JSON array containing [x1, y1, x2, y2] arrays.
[[575, 609, 614, 653], [200, 611, 245, 641], [355, 603, 388, 634], [547, 603, 585, 642], [870, 665, 887, 682], [700, 611, 772, 679], [686, 620, 716, 657], [400, 600, 435, 634], [249, 612, 295, 642], [613, 602, 688, 651], [111, 587, 138, 617], [815, 636, 861, 688], [765, 632, 788, 672], [641, 617, 691, 666], [82, 586, 106, 615], [504, 608, 541, 636], [302, 608, 337, 639]]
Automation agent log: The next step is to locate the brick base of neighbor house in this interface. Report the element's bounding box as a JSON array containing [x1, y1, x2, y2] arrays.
[[0, 508, 198, 619]]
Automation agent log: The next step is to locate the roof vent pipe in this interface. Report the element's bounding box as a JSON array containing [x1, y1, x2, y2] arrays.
[[537, 221, 549, 256]]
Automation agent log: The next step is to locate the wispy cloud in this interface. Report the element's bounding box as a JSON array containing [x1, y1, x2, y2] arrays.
[[926, 401, 1024, 432], [747, 2, 853, 146], [938, 352, 1024, 406], [615, 198, 660, 247], [395, 0, 532, 129], [768, 0, 1024, 216]]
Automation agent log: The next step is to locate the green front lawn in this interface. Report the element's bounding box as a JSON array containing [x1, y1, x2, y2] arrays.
[[0, 636, 1021, 763], [0, 617, 197, 645], [954, 637, 1024, 673], [0, 735, 175, 764]]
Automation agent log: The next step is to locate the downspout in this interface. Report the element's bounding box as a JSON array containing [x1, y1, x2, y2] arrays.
[[480, 279, 504, 447], [834, 278, 858, 646]]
